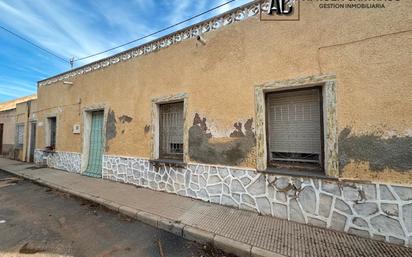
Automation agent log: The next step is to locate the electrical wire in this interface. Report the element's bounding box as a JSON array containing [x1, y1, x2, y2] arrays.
[[0, 24, 69, 64], [73, 0, 236, 62], [0, 0, 237, 66]]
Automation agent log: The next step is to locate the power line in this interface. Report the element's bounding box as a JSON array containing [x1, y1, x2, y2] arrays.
[[74, 0, 236, 62], [0, 1, 237, 65], [0, 24, 69, 64]]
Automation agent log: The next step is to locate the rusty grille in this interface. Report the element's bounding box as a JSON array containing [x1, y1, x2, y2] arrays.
[[159, 102, 184, 160]]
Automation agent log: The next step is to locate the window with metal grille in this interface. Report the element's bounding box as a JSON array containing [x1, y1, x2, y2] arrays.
[[48, 117, 57, 148], [15, 124, 24, 149], [159, 102, 184, 160], [267, 87, 323, 170]]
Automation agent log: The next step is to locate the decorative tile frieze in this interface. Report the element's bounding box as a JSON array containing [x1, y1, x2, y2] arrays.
[[38, 0, 266, 87], [102, 154, 412, 247]]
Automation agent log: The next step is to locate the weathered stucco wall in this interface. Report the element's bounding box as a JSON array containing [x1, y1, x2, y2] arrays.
[[15, 101, 27, 124], [14, 100, 38, 161], [15, 102, 27, 161], [319, 29, 412, 183], [0, 94, 37, 158], [36, 2, 412, 183], [0, 108, 16, 156]]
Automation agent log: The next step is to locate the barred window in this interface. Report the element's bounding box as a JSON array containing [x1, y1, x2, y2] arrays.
[[159, 102, 184, 160], [16, 124, 24, 148]]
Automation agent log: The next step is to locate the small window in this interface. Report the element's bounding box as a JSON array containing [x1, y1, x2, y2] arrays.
[[267, 87, 323, 171], [15, 124, 24, 149], [159, 102, 184, 160], [48, 117, 57, 148]]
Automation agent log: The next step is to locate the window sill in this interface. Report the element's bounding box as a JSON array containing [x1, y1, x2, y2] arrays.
[[261, 167, 337, 180], [43, 148, 56, 154], [149, 159, 186, 168]]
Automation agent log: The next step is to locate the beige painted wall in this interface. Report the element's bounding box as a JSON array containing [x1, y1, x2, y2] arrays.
[[0, 108, 16, 155], [15, 102, 28, 161], [36, 2, 412, 183], [0, 94, 37, 157]]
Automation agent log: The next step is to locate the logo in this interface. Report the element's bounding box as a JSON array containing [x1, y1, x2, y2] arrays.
[[268, 0, 295, 15], [260, 0, 300, 21]]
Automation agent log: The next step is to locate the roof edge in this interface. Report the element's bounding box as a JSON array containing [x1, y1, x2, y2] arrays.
[[0, 94, 37, 112], [38, 0, 267, 87]]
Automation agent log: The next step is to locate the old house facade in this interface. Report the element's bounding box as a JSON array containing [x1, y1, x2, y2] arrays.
[[15, 99, 38, 162], [0, 108, 15, 158], [32, 1, 411, 246], [0, 95, 37, 160]]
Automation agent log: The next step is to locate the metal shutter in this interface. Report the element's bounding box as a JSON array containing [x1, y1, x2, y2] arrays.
[[267, 88, 321, 163]]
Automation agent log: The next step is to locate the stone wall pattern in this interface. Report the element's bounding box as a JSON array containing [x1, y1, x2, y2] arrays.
[[34, 149, 44, 165], [34, 150, 81, 173], [102, 154, 412, 247], [33, 150, 412, 247]]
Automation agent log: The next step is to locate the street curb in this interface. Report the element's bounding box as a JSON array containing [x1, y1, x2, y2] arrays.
[[183, 226, 215, 245], [101, 199, 122, 212], [251, 247, 287, 257], [214, 235, 252, 257], [158, 217, 185, 237], [119, 205, 139, 217], [136, 211, 159, 227], [0, 166, 287, 257]]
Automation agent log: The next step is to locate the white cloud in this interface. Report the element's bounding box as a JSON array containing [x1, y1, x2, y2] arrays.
[[0, 0, 252, 66], [0, 83, 36, 97], [134, 0, 155, 10], [0, 0, 253, 101]]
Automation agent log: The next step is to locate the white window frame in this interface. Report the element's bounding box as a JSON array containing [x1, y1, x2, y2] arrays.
[[151, 93, 188, 162], [255, 74, 338, 177]]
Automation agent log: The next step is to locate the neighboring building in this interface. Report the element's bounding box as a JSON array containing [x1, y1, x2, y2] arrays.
[[0, 94, 37, 159], [0, 108, 16, 157], [15, 99, 38, 162], [33, 1, 411, 246]]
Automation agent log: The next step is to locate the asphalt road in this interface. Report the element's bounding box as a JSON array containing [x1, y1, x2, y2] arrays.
[[0, 170, 233, 257]]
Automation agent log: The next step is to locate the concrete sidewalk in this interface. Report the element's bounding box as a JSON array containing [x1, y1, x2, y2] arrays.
[[1, 158, 411, 257]]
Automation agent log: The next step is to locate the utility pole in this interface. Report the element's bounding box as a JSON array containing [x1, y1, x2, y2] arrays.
[[70, 57, 74, 69]]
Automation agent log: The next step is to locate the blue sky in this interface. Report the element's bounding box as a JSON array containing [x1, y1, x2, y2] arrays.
[[0, 0, 251, 102]]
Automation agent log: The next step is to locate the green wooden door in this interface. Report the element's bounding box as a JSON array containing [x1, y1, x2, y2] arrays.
[[84, 111, 104, 178]]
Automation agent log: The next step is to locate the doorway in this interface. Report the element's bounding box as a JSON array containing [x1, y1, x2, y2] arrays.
[[0, 123, 3, 155], [29, 122, 36, 162], [83, 111, 104, 178]]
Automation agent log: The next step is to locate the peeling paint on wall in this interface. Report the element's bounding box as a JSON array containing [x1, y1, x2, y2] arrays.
[[144, 125, 150, 134], [339, 128, 412, 172], [193, 113, 211, 137], [118, 115, 133, 123], [230, 122, 244, 137], [230, 119, 254, 138], [106, 109, 117, 146], [189, 113, 256, 166]]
